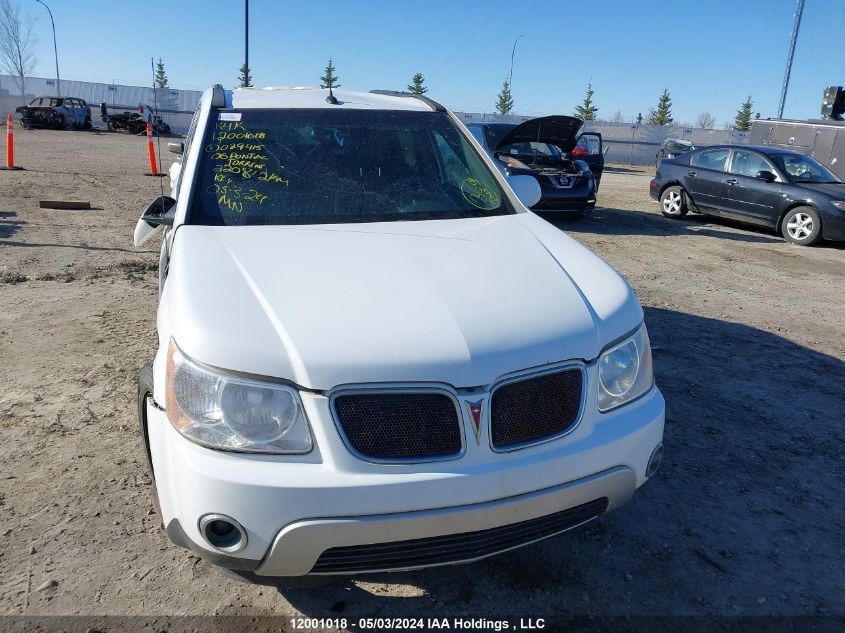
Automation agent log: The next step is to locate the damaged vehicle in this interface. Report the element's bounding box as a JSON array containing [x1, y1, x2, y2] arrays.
[[467, 116, 603, 216], [100, 103, 171, 135], [16, 96, 92, 129], [133, 86, 664, 578]]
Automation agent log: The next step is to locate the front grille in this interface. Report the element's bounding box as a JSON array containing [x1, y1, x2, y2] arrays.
[[490, 368, 584, 450], [310, 497, 608, 574], [333, 392, 462, 461]]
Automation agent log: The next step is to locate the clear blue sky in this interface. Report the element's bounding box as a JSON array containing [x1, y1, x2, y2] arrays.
[[20, 0, 845, 126]]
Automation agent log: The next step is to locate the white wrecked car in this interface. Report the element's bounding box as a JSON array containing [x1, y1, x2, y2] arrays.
[[134, 85, 665, 577]]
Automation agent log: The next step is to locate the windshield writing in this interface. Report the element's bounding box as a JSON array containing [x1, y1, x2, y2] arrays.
[[189, 109, 512, 226]]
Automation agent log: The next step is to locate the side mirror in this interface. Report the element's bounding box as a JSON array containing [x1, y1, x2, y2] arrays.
[[168, 141, 185, 155], [134, 196, 176, 247], [507, 174, 542, 209], [755, 170, 776, 182], [141, 196, 176, 226]]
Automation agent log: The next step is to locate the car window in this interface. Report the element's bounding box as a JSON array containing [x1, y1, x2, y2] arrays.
[[771, 153, 841, 184], [729, 150, 774, 178], [499, 141, 562, 159], [576, 135, 601, 155], [664, 140, 694, 152], [466, 126, 485, 145], [690, 149, 729, 172], [189, 109, 514, 226]]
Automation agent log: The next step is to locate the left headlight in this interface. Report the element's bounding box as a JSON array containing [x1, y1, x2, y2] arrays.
[[165, 339, 313, 454], [597, 323, 654, 412]]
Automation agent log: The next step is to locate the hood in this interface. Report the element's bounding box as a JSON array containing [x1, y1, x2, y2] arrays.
[[495, 115, 584, 153], [795, 181, 845, 198], [165, 215, 639, 390]]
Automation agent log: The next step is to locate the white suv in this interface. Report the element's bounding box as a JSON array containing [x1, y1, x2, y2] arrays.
[[134, 85, 665, 577]]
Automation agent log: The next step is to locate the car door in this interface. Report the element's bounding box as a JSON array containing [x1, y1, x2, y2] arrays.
[[70, 99, 83, 126], [721, 149, 783, 226], [575, 132, 604, 183], [686, 148, 730, 213]]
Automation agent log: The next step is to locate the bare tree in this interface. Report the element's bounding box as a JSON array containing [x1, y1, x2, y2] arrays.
[[0, 0, 37, 104], [696, 112, 716, 129], [611, 109, 625, 123]]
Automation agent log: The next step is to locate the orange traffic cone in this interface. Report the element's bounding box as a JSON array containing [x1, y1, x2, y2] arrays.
[[2, 114, 23, 171], [145, 122, 165, 177]]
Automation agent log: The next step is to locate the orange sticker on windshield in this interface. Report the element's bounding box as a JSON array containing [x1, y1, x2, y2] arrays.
[[461, 178, 500, 210]]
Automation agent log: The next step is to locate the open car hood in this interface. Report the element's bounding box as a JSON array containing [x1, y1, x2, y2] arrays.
[[495, 115, 584, 153]]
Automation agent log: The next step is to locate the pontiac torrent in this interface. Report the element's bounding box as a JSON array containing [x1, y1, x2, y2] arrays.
[[134, 85, 665, 576]]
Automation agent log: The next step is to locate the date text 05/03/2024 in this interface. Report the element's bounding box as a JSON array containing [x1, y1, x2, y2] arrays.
[[289, 617, 547, 630]]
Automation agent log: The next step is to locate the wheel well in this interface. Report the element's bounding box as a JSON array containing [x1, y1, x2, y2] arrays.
[[659, 181, 685, 198], [776, 203, 816, 231]]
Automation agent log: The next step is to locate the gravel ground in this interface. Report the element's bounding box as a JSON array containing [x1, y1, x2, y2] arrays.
[[0, 129, 843, 630]]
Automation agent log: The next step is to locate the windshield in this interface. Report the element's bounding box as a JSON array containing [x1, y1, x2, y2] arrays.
[[664, 140, 694, 152], [498, 141, 562, 161], [771, 153, 840, 184], [188, 109, 513, 226]]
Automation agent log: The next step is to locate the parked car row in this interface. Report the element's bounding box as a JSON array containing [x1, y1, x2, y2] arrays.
[[651, 144, 845, 246]]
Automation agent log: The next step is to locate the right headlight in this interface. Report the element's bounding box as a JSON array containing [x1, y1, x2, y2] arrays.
[[597, 323, 654, 412], [165, 339, 313, 454]]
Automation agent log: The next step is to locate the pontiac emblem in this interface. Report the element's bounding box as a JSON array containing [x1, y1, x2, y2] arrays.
[[466, 399, 484, 444]]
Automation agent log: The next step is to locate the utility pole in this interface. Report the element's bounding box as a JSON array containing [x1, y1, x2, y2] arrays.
[[778, 0, 805, 119], [34, 0, 60, 97], [245, 0, 249, 84]]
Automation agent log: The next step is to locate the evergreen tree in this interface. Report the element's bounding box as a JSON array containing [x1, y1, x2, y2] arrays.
[[646, 89, 673, 126], [407, 72, 428, 94], [237, 64, 253, 88], [734, 95, 753, 131], [574, 82, 598, 121], [320, 57, 340, 89], [154, 58, 168, 89], [495, 78, 514, 115], [151, 57, 177, 113]]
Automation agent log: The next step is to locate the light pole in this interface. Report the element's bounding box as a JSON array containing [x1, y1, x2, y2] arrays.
[[508, 34, 524, 88], [34, 0, 59, 97]]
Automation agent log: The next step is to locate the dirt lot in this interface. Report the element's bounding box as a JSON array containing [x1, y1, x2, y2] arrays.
[[1, 129, 843, 629]]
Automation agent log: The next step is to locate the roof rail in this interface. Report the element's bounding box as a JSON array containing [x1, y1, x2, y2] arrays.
[[369, 90, 446, 113]]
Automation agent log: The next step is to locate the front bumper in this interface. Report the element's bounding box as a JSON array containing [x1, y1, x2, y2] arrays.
[[821, 206, 845, 241], [16, 109, 62, 128], [532, 182, 596, 211], [146, 377, 664, 576]]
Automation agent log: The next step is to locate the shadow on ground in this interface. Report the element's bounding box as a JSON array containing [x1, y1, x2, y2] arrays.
[[0, 210, 23, 239], [543, 206, 845, 250], [216, 308, 845, 618], [540, 207, 783, 244]]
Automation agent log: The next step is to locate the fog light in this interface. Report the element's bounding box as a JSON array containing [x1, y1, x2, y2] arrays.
[[198, 513, 247, 553], [646, 443, 664, 478]]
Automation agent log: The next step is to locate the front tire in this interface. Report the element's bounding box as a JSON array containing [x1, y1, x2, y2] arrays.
[[781, 206, 821, 246], [660, 185, 688, 218], [138, 362, 162, 520]]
